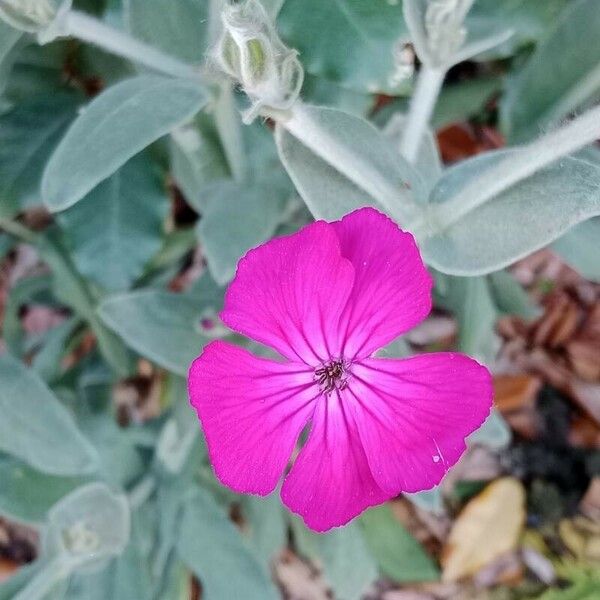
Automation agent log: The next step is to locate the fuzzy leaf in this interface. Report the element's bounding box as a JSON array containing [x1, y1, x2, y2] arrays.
[[42, 75, 208, 211]]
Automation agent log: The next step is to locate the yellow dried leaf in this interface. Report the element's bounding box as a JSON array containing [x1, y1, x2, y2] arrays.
[[441, 478, 526, 582]]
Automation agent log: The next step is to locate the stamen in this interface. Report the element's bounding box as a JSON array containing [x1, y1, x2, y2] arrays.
[[314, 359, 349, 395]]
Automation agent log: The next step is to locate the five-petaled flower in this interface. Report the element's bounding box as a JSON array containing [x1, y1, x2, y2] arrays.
[[188, 207, 493, 532]]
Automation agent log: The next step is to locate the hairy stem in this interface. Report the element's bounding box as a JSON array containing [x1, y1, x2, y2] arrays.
[[214, 81, 248, 181], [13, 558, 70, 600], [0, 218, 39, 244], [415, 104, 600, 237], [65, 10, 202, 80], [400, 66, 445, 163], [281, 102, 418, 222]]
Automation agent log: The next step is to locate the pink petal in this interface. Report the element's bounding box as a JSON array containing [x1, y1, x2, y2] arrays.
[[188, 341, 318, 495], [281, 391, 389, 532], [348, 353, 493, 494], [331, 207, 433, 359], [221, 220, 354, 365]]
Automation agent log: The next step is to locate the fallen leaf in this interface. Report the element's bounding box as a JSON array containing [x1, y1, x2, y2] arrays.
[[472, 552, 523, 588], [275, 550, 329, 600], [580, 478, 600, 521], [441, 478, 526, 582], [568, 415, 600, 449], [0, 558, 18, 584], [559, 517, 600, 566], [566, 335, 600, 381], [494, 375, 542, 413]]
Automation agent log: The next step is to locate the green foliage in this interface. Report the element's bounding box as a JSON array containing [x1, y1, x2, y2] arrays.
[[42, 75, 208, 211], [177, 486, 279, 600], [0, 353, 99, 477], [59, 153, 169, 291], [502, 0, 600, 142], [360, 504, 439, 582]]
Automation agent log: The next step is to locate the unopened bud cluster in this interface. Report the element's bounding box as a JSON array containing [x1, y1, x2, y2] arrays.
[[215, 0, 303, 122], [0, 0, 71, 42], [424, 0, 474, 66]]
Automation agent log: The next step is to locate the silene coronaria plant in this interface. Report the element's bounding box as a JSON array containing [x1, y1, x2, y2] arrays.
[[189, 208, 492, 531]]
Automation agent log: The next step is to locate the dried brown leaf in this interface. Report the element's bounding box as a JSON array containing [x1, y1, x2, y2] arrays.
[[441, 478, 526, 582]]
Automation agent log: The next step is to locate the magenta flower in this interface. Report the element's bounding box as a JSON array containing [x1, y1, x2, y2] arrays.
[[188, 207, 493, 531]]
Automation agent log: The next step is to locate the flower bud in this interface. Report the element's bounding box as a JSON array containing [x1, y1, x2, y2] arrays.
[[0, 0, 71, 43], [424, 0, 474, 65], [214, 0, 303, 122]]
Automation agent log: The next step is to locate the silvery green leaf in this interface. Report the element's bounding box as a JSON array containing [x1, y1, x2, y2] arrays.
[[552, 217, 600, 283], [39, 232, 134, 377], [432, 76, 501, 129], [451, 26, 514, 66], [43, 482, 130, 572], [177, 486, 279, 600], [360, 504, 439, 582], [42, 75, 208, 211], [169, 114, 229, 211], [300, 73, 373, 117], [278, 0, 407, 94], [291, 517, 377, 600], [31, 316, 80, 382], [404, 487, 444, 514], [58, 154, 169, 292], [384, 112, 442, 192], [0, 0, 71, 38], [276, 104, 424, 223], [0, 561, 44, 600], [197, 180, 289, 285], [501, 0, 600, 143], [421, 151, 600, 276], [0, 22, 19, 55], [124, 0, 209, 63], [465, 0, 568, 58], [63, 514, 152, 600], [242, 494, 286, 570], [434, 274, 499, 362], [98, 276, 225, 376], [0, 457, 84, 524], [0, 93, 79, 217], [468, 410, 511, 451], [80, 416, 145, 489], [0, 20, 21, 93], [488, 270, 540, 318], [0, 353, 99, 476]]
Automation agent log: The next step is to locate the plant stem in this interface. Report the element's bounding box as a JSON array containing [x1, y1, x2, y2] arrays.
[[0, 218, 39, 244], [417, 104, 600, 236], [13, 558, 70, 600], [400, 66, 445, 163], [128, 474, 156, 509], [214, 80, 248, 181], [281, 102, 418, 223], [65, 10, 202, 81]]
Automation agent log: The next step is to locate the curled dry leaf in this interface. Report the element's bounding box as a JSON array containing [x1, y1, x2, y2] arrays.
[[493, 374, 542, 439], [441, 478, 526, 582], [559, 517, 600, 566]]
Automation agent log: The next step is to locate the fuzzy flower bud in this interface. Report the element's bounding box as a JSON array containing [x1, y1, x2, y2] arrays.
[[425, 0, 473, 63], [214, 0, 303, 122], [0, 0, 71, 43]]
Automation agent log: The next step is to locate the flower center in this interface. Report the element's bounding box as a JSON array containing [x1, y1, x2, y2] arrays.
[[315, 359, 349, 395]]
